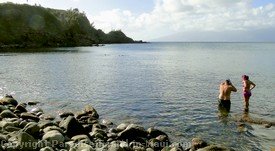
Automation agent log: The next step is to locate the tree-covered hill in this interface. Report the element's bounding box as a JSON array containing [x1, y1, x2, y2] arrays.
[[0, 3, 138, 49]]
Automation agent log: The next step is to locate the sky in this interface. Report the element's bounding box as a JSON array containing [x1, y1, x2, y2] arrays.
[[1, 0, 275, 41]]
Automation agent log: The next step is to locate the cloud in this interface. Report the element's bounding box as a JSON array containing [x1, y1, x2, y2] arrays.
[[85, 0, 275, 41]]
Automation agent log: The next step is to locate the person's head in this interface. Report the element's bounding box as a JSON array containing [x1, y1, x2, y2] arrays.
[[225, 79, 231, 85], [242, 75, 249, 80]]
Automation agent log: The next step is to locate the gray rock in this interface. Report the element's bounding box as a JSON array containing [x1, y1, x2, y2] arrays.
[[108, 141, 124, 151], [102, 119, 113, 126], [16, 131, 38, 151], [69, 142, 95, 151], [39, 114, 55, 121], [5, 126, 21, 132], [196, 145, 232, 151], [71, 134, 91, 143], [0, 110, 18, 118], [27, 101, 40, 106], [38, 121, 59, 129], [42, 130, 65, 145], [40, 146, 54, 151], [59, 112, 74, 118], [191, 138, 207, 150], [117, 124, 148, 141], [120, 141, 130, 150], [116, 123, 128, 132], [15, 103, 28, 113], [23, 122, 40, 138], [84, 105, 99, 119], [147, 127, 168, 138], [0, 105, 8, 112], [30, 107, 44, 114], [43, 126, 64, 134], [59, 116, 86, 138], [20, 112, 40, 122], [0, 95, 18, 106]]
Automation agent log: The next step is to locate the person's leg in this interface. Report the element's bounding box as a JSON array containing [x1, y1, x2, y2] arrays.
[[244, 96, 249, 112]]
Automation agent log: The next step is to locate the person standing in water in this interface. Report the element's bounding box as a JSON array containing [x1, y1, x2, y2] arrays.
[[218, 79, 237, 112], [242, 75, 256, 112]]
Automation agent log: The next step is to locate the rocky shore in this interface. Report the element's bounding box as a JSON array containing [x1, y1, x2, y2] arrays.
[[0, 95, 233, 151]]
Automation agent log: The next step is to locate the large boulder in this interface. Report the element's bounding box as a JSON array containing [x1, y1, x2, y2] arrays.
[[117, 124, 148, 141], [0, 110, 18, 118], [42, 130, 65, 146], [0, 95, 18, 106], [59, 116, 86, 138], [147, 127, 168, 138], [7, 131, 38, 151]]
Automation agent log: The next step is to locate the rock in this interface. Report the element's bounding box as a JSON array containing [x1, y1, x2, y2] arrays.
[[71, 134, 91, 143], [169, 142, 184, 151], [59, 112, 74, 118], [39, 114, 55, 121], [38, 121, 59, 129], [59, 116, 86, 138], [148, 138, 162, 150], [116, 123, 128, 132], [156, 135, 170, 143], [5, 126, 21, 132], [0, 110, 18, 118], [196, 145, 231, 151], [15, 103, 28, 113], [264, 123, 272, 128], [146, 148, 155, 151], [27, 101, 40, 106], [147, 127, 168, 138], [108, 141, 124, 151], [120, 141, 130, 150], [30, 107, 44, 114], [191, 138, 207, 150], [15, 131, 38, 151], [43, 126, 64, 134], [23, 122, 40, 138], [69, 142, 94, 151], [42, 130, 65, 145], [102, 119, 113, 126], [84, 105, 99, 118], [0, 95, 18, 106], [117, 124, 148, 141], [40, 146, 55, 151], [0, 105, 8, 112], [20, 112, 40, 122]]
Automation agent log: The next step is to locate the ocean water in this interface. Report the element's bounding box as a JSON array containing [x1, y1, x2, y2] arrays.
[[0, 42, 275, 150]]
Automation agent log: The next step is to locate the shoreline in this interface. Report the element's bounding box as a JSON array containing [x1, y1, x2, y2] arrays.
[[0, 95, 232, 151]]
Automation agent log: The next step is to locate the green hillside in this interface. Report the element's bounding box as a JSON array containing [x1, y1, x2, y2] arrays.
[[0, 3, 136, 49]]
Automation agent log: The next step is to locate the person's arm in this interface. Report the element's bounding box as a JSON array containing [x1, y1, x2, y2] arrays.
[[250, 81, 256, 90], [231, 84, 237, 92]]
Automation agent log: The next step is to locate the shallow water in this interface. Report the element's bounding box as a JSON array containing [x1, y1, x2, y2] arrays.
[[0, 42, 275, 150]]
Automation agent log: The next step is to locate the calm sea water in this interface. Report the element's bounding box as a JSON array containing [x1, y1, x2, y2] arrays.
[[0, 42, 275, 150]]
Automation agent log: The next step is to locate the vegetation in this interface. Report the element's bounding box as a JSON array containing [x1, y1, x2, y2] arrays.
[[0, 3, 139, 49]]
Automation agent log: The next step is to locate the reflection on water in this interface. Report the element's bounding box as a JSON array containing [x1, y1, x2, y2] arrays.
[[1, 42, 275, 150]]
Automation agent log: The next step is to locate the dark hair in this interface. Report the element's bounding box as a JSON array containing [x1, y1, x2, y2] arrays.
[[225, 79, 231, 85], [242, 75, 249, 80]]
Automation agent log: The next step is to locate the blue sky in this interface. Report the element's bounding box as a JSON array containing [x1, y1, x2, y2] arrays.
[[2, 0, 275, 41]]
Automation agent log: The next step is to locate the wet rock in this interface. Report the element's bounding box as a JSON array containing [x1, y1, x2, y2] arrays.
[[264, 123, 272, 128], [59, 116, 86, 138], [116, 123, 128, 132], [120, 141, 130, 150], [14, 131, 38, 151], [0, 95, 18, 106], [191, 138, 207, 150], [196, 145, 231, 151], [148, 138, 162, 150], [0, 105, 8, 112], [108, 141, 124, 151], [117, 124, 148, 141], [20, 112, 40, 122], [30, 107, 44, 114], [147, 127, 168, 138], [156, 135, 170, 143], [0, 109, 18, 118], [27, 101, 40, 106], [71, 134, 91, 142], [70, 142, 94, 151], [15, 103, 28, 113], [23, 122, 40, 138], [59, 112, 74, 119], [5, 126, 21, 132], [40, 146, 55, 151], [42, 130, 65, 145], [102, 119, 114, 126], [39, 114, 55, 121], [43, 126, 64, 134], [38, 121, 59, 129], [84, 105, 99, 119]]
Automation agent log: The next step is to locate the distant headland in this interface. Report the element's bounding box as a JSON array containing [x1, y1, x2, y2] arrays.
[[0, 3, 144, 49]]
